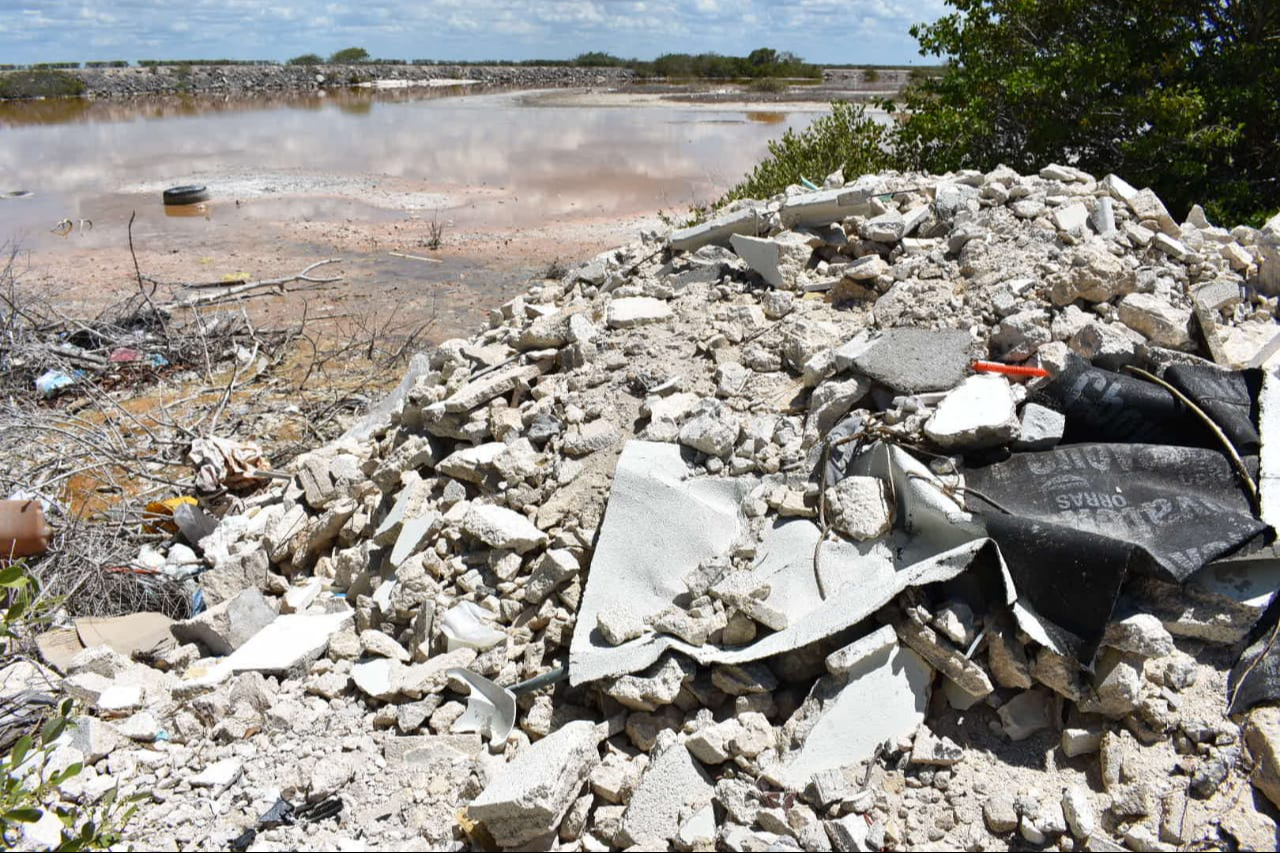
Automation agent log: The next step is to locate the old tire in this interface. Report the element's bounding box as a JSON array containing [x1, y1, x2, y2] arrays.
[[162, 185, 209, 206]]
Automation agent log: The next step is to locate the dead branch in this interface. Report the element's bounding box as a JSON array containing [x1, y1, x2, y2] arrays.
[[156, 259, 344, 309]]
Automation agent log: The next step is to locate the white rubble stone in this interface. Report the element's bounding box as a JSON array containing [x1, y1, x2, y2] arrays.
[[1053, 202, 1089, 231], [225, 610, 354, 676], [1090, 196, 1117, 236], [679, 408, 740, 458], [1153, 232, 1191, 260], [607, 296, 673, 329], [845, 254, 889, 281], [924, 375, 1020, 450], [670, 206, 762, 252], [1051, 240, 1137, 304], [436, 442, 506, 483], [863, 209, 905, 243], [281, 578, 323, 613], [1101, 173, 1139, 205], [189, 758, 243, 794], [825, 476, 893, 541], [96, 684, 143, 717], [22, 810, 65, 850], [359, 629, 411, 661], [461, 503, 547, 553], [1061, 785, 1095, 839], [1128, 187, 1179, 235], [598, 604, 647, 646], [1102, 614, 1175, 658], [469, 720, 602, 847], [775, 628, 931, 789], [910, 727, 963, 765], [1061, 727, 1103, 757]]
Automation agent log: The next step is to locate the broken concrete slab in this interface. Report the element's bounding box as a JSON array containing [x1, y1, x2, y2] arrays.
[[730, 232, 813, 289], [468, 719, 602, 847], [779, 187, 874, 228], [606, 297, 673, 329], [75, 613, 174, 659], [1013, 403, 1066, 451], [171, 588, 277, 657], [224, 610, 354, 677], [617, 731, 713, 847], [835, 328, 973, 394], [442, 363, 540, 414], [771, 626, 932, 789], [670, 207, 763, 252]]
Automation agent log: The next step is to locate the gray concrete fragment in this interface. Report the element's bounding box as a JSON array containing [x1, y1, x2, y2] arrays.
[[773, 629, 931, 789], [670, 207, 763, 252], [461, 503, 547, 553], [171, 588, 276, 657], [730, 232, 814, 289], [618, 732, 714, 847], [779, 188, 874, 228], [442, 364, 540, 414], [835, 328, 973, 394], [1013, 403, 1065, 451], [469, 720, 602, 847]]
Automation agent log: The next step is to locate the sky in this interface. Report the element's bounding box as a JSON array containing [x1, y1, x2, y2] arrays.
[[0, 0, 950, 66]]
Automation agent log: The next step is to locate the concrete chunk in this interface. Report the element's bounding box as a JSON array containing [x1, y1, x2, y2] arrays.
[[442, 364, 540, 414], [618, 733, 713, 847], [225, 611, 353, 677], [730, 232, 814, 289], [835, 328, 972, 394], [171, 588, 276, 657], [461, 503, 547, 553], [924, 374, 1020, 450], [469, 720, 602, 847], [670, 206, 762, 252], [774, 629, 931, 789], [780, 188, 874, 228], [606, 297, 672, 329]]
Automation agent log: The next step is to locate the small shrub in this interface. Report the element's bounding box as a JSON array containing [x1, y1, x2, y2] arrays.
[[0, 563, 142, 849], [748, 77, 786, 94], [0, 70, 86, 99], [287, 54, 323, 66], [721, 101, 896, 204]]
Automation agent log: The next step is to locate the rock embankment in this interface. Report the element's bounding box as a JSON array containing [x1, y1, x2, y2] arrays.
[[58, 64, 633, 98]]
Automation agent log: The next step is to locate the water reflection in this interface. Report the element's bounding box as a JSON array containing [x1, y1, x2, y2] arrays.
[[0, 84, 479, 129], [0, 88, 816, 252]]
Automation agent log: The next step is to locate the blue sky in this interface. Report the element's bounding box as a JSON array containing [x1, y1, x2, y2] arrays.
[[0, 0, 949, 66]]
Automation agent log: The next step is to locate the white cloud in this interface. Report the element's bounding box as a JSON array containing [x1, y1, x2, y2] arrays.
[[0, 0, 947, 65]]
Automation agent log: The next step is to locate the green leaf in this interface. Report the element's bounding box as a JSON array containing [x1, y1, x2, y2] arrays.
[[10, 735, 32, 768], [48, 763, 82, 786], [6, 596, 28, 623], [0, 564, 25, 587], [41, 716, 68, 747], [3, 806, 42, 822]]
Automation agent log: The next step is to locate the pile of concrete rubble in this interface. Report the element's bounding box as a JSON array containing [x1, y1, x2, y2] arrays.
[[12, 165, 1280, 852]]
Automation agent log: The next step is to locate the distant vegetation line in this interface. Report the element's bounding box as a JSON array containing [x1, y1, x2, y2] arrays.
[[0, 47, 847, 79]]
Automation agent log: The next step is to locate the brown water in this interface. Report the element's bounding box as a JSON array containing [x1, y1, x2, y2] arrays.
[[0, 86, 823, 336]]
